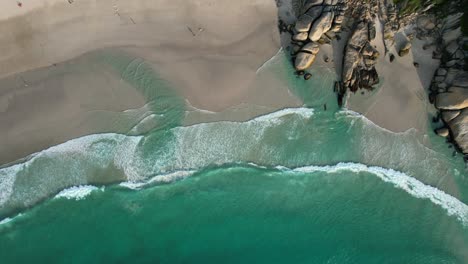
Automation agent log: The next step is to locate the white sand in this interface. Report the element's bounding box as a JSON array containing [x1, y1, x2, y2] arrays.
[[346, 19, 439, 133], [0, 0, 302, 164]]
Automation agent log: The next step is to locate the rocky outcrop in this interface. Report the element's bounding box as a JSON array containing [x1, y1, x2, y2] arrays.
[[341, 7, 380, 94], [398, 41, 412, 57], [295, 42, 321, 70], [448, 109, 468, 153], [436, 87, 468, 110], [291, 0, 348, 72], [428, 11, 468, 155]]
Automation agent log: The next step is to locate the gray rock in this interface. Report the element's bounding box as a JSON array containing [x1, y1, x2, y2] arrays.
[[295, 52, 317, 71], [443, 27, 462, 45], [448, 108, 468, 153], [437, 82, 448, 90], [334, 14, 344, 24], [309, 11, 335, 42], [305, 6, 325, 25], [399, 41, 412, 57], [445, 41, 459, 55], [293, 32, 309, 41], [436, 87, 468, 110], [342, 48, 360, 83], [368, 23, 376, 40], [348, 21, 369, 49], [453, 72, 468, 87], [446, 60, 458, 68], [301, 42, 320, 54], [303, 0, 324, 12], [435, 127, 450, 137], [442, 110, 461, 123], [330, 23, 342, 32], [435, 76, 446, 82], [417, 15, 435, 30], [437, 68, 448, 77], [454, 50, 465, 60], [295, 14, 315, 32]]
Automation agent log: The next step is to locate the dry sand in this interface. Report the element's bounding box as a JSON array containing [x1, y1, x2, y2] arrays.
[[0, 0, 441, 165], [346, 19, 439, 133], [0, 0, 301, 165]]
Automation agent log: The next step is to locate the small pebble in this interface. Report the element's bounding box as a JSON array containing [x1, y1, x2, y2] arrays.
[[304, 73, 312, 80]]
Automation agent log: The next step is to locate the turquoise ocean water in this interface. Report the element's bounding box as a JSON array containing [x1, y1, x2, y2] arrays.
[[0, 50, 467, 263]]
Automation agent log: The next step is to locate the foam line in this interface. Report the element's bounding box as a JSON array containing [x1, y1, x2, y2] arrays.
[[55, 185, 101, 200], [275, 162, 468, 225], [120, 170, 195, 190]]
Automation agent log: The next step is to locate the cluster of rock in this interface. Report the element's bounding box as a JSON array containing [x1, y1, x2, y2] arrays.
[[342, 18, 380, 93], [379, 1, 399, 52], [291, 0, 348, 72], [427, 13, 468, 155]]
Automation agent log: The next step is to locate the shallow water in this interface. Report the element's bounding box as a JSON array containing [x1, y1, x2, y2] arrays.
[[0, 50, 467, 263]]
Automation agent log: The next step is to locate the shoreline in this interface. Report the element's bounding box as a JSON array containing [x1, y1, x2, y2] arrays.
[[0, 0, 302, 165]]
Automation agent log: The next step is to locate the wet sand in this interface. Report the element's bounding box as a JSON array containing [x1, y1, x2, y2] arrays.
[[0, 0, 303, 165]]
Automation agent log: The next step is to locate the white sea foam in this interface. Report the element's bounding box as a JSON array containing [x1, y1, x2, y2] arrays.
[[1, 107, 466, 227], [120, 170, 195, 190], [337, 108, 418, 135], [249, 107, 314, 124], [55, 185, 101, 200], [275, 162, 468, 225], [0, 213, 23, 227], [0, 217, 12, 225]]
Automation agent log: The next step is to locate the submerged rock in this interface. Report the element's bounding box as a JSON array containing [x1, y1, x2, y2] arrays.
[[435, 127, 450, 138], [304, 73, 312, 80]]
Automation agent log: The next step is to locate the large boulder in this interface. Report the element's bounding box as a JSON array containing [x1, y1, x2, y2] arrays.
[[452, 72, 468, 87], [301, 42, 320, 54], [309, 11, 335, 42], [303, 0, 324, 13], [448, 108, 468, 153], [435, 127, 450, 137], [295, 52, 317, 71], [293, 32, 309, 41], [399, 41, 412, 57], [348, 21, 369, 48], [442, 110, 461, 123], [342, 48, 361, 83], [295, 14, 316, 32], [436, 87, 468, 110]]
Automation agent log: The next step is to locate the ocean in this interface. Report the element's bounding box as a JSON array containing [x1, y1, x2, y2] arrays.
[[0, 49, 467, 263]]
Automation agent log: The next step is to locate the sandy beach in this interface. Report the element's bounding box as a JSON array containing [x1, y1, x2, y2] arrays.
[[0, 0, 447, 165], [0, 0, 301, 164], [345, 20, 439, 133]]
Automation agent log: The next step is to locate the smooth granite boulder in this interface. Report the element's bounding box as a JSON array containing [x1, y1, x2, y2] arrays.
[[295, 52, 317, 71], [436, 87, 468, 110], [442, 110, 461, 123], [309, 11, 335, 42], [448, 108, 468, 153], [452, 72, 468, 87]]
